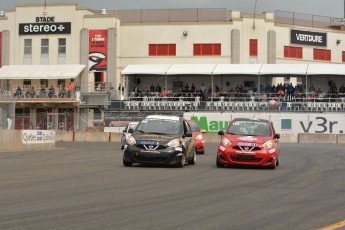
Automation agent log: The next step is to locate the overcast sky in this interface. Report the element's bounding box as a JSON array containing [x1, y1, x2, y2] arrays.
[[0, 0, 344, 18]]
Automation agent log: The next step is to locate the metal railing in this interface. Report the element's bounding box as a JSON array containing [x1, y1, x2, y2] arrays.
[[275, 10, 344, 30]]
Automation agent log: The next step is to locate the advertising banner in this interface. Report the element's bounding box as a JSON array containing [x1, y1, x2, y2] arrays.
[[22, 130, 56, 144], [184, 112, 345, 134], [89, 30, 107, 72], [291, 29, 327, 47]]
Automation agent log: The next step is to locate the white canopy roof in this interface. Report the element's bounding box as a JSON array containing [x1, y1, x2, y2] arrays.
[[259, 64, 308, 75], [121, 64, 171, 75], [166, 64, 216, 75], [121, 64, 345, 76], [307, 64, 345, 75], [213, 64, 262, 75], [0, 65, 86, 79]]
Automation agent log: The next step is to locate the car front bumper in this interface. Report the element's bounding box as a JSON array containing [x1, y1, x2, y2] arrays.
[[217, 145, 278, 167], [124, 145, 183, 165]]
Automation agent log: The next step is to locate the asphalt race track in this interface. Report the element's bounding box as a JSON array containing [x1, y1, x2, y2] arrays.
[[0, 142, 345, 230]]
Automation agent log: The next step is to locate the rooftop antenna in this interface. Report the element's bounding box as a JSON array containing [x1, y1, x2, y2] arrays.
[[253, 0, 258, 29]]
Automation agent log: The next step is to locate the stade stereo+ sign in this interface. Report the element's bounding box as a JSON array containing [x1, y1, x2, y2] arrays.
[[290, 29, 327, 47], [19, 16, 71, 35]]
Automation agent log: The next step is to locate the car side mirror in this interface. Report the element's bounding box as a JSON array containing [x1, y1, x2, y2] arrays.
[[201, 129, 206, 133], [128, 128, 134, 133], [218, 130, 224, 135], [274, 133, 280, 139], [185, 131, 193, 137]]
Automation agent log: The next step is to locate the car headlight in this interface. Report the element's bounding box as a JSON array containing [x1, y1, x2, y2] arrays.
[[196, 134, 203, 140], [127, 136, 136, 145], [221, 137, 231, 146], [167, 139, 180, 147], [263, 140, 273, 149]]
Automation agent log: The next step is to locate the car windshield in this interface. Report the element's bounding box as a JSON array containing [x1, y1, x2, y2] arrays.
[[227, 120, 271, 136], [135, 118, 181, 135], [128, 123, 138, 130], [188, 122, 200, 132]]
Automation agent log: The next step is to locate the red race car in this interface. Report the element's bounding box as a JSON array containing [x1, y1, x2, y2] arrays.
[[187, 120, 206, 154], [217, 118, 280, 169]]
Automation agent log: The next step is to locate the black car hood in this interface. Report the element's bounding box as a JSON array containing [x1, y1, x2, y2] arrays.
[[133, 133, 180, 144]]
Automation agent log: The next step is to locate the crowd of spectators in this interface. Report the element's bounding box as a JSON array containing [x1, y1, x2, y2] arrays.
[[128, 81, 345, 103]]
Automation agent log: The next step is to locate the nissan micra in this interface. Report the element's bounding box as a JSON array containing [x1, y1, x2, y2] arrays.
[[217, 118, 280, 169], [123, 115, 196, 168]]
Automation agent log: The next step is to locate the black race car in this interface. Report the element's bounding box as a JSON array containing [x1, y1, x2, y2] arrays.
[[123, 115, 196, 168]]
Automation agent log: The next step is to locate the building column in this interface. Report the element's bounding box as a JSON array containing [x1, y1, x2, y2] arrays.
[[80, 28, 89, 93], [231, 29, 240, 64]]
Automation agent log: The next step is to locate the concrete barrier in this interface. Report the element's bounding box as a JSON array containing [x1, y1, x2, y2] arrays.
[[279, 133, 298, 143], [56, 131, 74, 142], [298, 133, 338, 144], [337, 134, 345, 144], [0, 129, 55, 151], [110, 133, 122, 143], [74, 131, 110, 142]]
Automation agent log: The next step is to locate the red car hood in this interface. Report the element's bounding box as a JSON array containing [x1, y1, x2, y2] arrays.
[[225, 134, 272, 145]]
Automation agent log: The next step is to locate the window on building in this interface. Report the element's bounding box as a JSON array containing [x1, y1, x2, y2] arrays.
[[23, 79, 31, 86], [193, 43, 221, 56], [93, 108, 102, 120], [41, 38, 49, 64], [313, 48, 331, 61], [58, 38, 66, 64], [149, 44, 176, 56], [249, 39, 258, 57], [284, 46, 303, 59], [24, 39, 32, 65], [40, 79, 48, 88]]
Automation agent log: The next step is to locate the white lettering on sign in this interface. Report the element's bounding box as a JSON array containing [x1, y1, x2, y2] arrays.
[[296, 34, 323, 43], [23, 24, 64, 33]]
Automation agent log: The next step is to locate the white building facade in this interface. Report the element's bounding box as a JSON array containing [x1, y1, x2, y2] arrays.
[[0, 3, 344, 130]]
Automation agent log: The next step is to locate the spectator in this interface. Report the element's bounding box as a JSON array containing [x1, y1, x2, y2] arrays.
[[150, 83, 155, 92], [190, 83, 196, 92], [155, 84, 161, 93], [184, 83, 190, 92], [67, 82, 74, 98], [287, 83, 295, 101], [15, 86, 22, 98]]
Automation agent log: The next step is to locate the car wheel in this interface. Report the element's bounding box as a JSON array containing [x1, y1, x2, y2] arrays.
[[269, 159, 277, 169], [188, 150, 196, 165], [198, 147, 204, 155], [123, 154, 133, 167], [176, 153, 186, 168], [216, 155, 224, 168]]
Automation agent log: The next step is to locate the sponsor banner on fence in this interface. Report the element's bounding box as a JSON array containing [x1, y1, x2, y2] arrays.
[[22, 130, 56, 144], [184, 112, 345, 134]]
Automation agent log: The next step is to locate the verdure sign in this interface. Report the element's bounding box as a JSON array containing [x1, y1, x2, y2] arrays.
[[291, 29, 327, 47], [19, 16, 71, 35]]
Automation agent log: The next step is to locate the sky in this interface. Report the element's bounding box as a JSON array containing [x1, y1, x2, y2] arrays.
[[0, 0, 344, 18]]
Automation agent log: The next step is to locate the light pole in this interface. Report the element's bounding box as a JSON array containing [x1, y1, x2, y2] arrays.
[[253, 0, 258, 29]]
